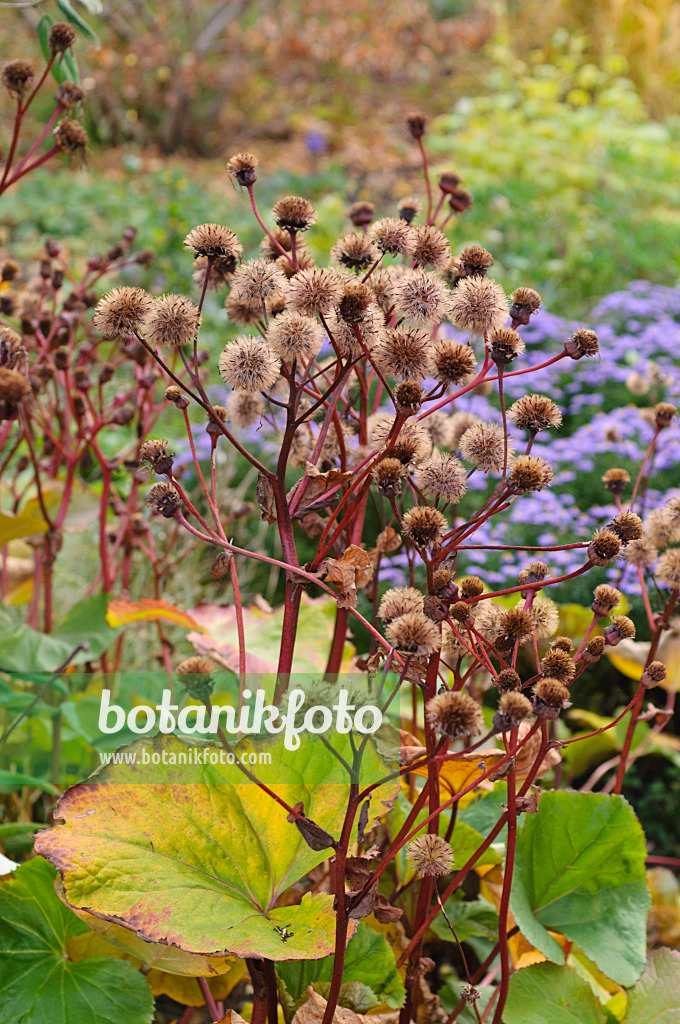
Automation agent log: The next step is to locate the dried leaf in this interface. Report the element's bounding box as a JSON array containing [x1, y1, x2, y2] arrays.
[[370, 526, 401, 565], [317, 546, 373, 609], [292, 986, 400, 1024], [300, 512, 327, 537], [256, 474, 277, 524], [287, 802, 337, 852], [373, 896, 403, 923]]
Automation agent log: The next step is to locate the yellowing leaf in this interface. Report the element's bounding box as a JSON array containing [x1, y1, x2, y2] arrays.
[[0, 510, 47, 545], [407, 748, 506, 797], [106, 597, 205, 632]]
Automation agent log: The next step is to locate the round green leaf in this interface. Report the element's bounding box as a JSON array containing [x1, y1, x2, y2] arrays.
[[505, 963, 607, 1024], [625, 948, 680, 1023], [510, 791, 650, 986]]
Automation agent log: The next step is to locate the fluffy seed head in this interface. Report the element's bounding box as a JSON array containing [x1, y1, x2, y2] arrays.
[[592, 584, 622, 617], [398, 196, 421, 223], [394, 381, 424, 416], [490, 327, 525, 366], [227, 389, 263, 427], [49, 22, 76, 52], [426, 690, 484, 739], [449, 411, 481, 449], [449, 601, 473, 625], [518, 561, 549, 586], [145, 294, 201, 348], [431, 339, 477, 385], [602, 468, 630, 495], [407, 834, 454, 878], [641, 661, 667, 689], [224, 292, 261, 325], [495, 668, 522, 693], [53, 118, 87, 152], [645, 508, 679, 548], [411, 225, 451, 270], [458, 244, 493, 277], [146, 482, 181, 518], [460, 421, 510, 473], [494, 691, 533, 731], [565, 328, 599, 359], [588, 528, 622, 566], [373, 325, 433, 381], [449, 277, 509, 334], [378, 586, 424, 623], [552, 637, 573, 653], [226, 152, 258, 186], [533, 678, 572, 718], [394, 268, 451, 325], [510, 287, 541, 326], [460, 576, 484, 599], [406, 111, 427, 138], [604, 615, 636, 645], [266, 310, 323, 358], [416, 452, 468, 505], [386, 611, 441, 656], [184, 224, 242, 262], [509, 394, 562, 432], [374, 457, 407, 497], [532, 596, 560, 639], [402, 505, 447, 551], [370, 217, 414, 257], [608, 510, 643, 544], [219, 336, 280, 392], [508, 455, 553, 494], [540, 648, 576, 684], [54, 79, 82, 108], [93, 286, 153, 339], [272, 195, 316, 232], [286, 267, 344, 316], [370, 416, 432, 464], [656, 549, 680, 589], [433, 568, 453, 593], [231, 258, 286, 304], [139, 438, 173, 475], [623, 536, 658, 569], [582, 636, 605, 663], [331, 232, 379, 271], [655, 402, 678, 429], [347, 201, 375, 227], [2, 60, 34, 96], [0, 368, 31, 419], [496, 607, 534, 650], [338, 280, 372, 325]]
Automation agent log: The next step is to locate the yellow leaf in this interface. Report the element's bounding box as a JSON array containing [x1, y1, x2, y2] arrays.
[[408, 748, 506, 798], [148, 958, 246, 1004], [106, 597, 206, 632], [0, 510, 47, 545]]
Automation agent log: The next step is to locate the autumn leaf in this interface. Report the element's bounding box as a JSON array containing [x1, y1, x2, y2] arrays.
[[316, 546, 373, 609], [107, 597, 205, 632]]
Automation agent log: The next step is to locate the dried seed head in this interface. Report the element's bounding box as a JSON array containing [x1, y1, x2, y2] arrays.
[[508, 394, 562, 432], [533, 678, 571, 719], [518, 561, 549, 586], [145, 294, 201, 348], [394, 380, 424, 416], [406, 111, 427, 139], [402, 505, 447, 551], [411, 225, 451, 271], [370, 217, 414, 257], [407, 834, 454, 878], [386, 610, 441, 656], [433, 568, 453, 593], [226, 152, 258, 186], [0, 367, 31, 420], [582, 636, 605, 664], [565, 328, 599, 359], [373, 325, 433, 381], [416, 452, 468, 505], [540, 648, 576, 684], [231, 258, 286, 304], [272, 195, 316, 232], [146, 482, 181, 518], [49, 22, 76, 52], [324, 303, 384, 359], [458, 244, 493, 277], [219, 336, 280, 393], [266, 310, 323, 360], [602, 468, 631, 495], [623, 536, 658, 569], [374, 457, 407, 497], [656, 549, 680, 589], [93, 286, 154, 340], [260, 226, 295, 257], [378, 586, 424, 623], [490, 327, 525, 366], [0, 259, 19, 283], [604, 615, 636, 646], [449, 411, 481, 449], [331, 232, 379, 271], [183, 224, 242, 262], [552, 637, 573, 653], [370, 415, 432, 464], [338, 280, 372, 325], [448, 187, 474, 214], [460, 986, 482, 1005], [532, 596, 560, 639], [663, 497, 680, 527], [496, 607, 535, 650], [449, 600, 473, 625], [588, 528, 622, 566], [139, 438, 174, 475], [438, 171, 462, 194], [592, 584, 622, 617], [227, 389, 263, 427], [177, 656, 215, 675], [368, 265, 400, 314], [460, 576, 484, 599], [655, 402, 678, 429], [494, 691, 533, 731], [608, 510, 643, 544], [495, 668, 522, 693], [460, 421, 511, 473], [641, 661, 667, 689], [508, 455, 553, 494], [426, 689, 483, 739], [55, 81, 83, 108], [645, 508, 679, 548], [286, 266, 344, 316], [224, 292, 263, 325], [398, 196, 421, 223], [2, 60, 34, 96], [347, 201, 375, 227], [449, 277, 509, 334], [53, 118, 87, 152], [424, 595, 448, 621], [509, 287, 542, 326], [211, 551, 233, 581], [394, 268, 451, 325], [431, 339, 477, 385]]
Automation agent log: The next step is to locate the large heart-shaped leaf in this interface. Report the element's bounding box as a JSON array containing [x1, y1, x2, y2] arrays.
[[504, 963, 607, 1024], [36, 733, 397, 961], [510, 791, 650, 986], [0, 857, 153, 1024], [624, 947, 680, 1023]]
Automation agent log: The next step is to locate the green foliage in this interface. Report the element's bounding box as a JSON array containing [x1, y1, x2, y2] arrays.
[[510, 791, 650, 985], [505, 962, 607, 1024], [0, 858, 153, 1024], [625, 948, 680, 1023]]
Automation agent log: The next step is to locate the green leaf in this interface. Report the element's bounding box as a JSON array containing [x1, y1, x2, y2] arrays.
[[510, 791, 650, 986], [0, 858, 153, 1024], [0, 769, 58, 794], [0, 595, 116, 674], [430, 896, 499, 944], [276, 921, 405, 1012], [56, 0, 99, 43], [74, 0, 103, 13], [0, 821, 48, 839], [624, 948, 680, 1023], [36, 733, 397, 961], [505, 963, 607, 1024]]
